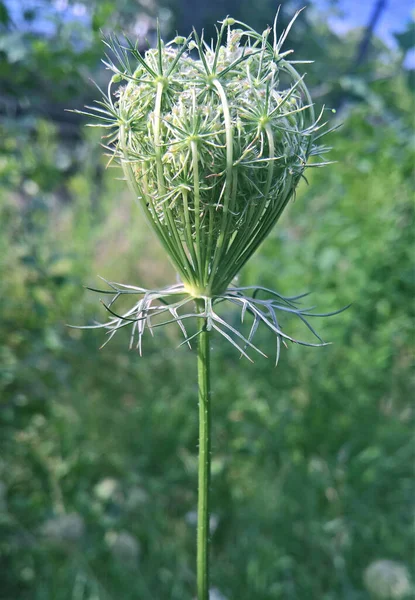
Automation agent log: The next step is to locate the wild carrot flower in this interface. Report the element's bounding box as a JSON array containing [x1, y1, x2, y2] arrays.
[[111, 16, 318, 298], [74, 12, 344, 599], [77, 11, 341, 360]]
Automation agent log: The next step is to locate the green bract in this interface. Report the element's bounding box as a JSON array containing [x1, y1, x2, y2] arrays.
[[86, 14, 328, 297]]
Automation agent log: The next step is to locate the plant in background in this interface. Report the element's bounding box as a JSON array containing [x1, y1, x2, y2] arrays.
[[74, 10, 344, 599], [364, 560, 412, 599]]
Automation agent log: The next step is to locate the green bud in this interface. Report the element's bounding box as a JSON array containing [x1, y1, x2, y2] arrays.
[[90, 15, 328, 297], [79, 12, 339, 359]]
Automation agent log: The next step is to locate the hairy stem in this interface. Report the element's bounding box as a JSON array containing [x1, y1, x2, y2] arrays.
[[196, 299, 211, 600]]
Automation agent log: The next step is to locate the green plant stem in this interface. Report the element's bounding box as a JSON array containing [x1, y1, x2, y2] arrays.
[[196, 300, 211, 600]]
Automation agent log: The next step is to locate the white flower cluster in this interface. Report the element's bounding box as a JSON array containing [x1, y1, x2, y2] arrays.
[[78, 13, 341, 361], [364, 560, 412, 599], [86, 13, 329, 297]]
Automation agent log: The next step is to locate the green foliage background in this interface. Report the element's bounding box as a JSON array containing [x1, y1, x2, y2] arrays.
[[0, 1, 413, 598]]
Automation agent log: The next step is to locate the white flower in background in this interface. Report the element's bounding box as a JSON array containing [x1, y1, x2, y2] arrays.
[[93, 477, 121, 502], [40, 513, 85, 548], [209, 588, 228, 600], [125, 485, 149, 510], [364, 560, 412, 599], [106, 530, 141, 566]]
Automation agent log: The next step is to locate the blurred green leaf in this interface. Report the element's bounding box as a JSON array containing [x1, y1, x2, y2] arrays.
[[394, 21, 415, 54]]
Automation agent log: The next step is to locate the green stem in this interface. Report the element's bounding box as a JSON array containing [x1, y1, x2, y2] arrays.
[[196, 300, 211, 600]]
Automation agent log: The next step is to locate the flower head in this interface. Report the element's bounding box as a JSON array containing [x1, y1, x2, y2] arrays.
[[82, 12, 330, 297], [75, 12, 343, 360]]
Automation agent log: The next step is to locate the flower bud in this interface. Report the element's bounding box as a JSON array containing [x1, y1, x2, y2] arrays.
[[90, 14, 326, 297]]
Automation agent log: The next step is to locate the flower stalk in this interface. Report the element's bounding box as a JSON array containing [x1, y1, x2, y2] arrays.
[[196, 300, 211, 599]]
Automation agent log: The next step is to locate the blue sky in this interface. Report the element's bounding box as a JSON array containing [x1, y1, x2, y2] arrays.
[[313, 0, 413, 47], [313, 0, 414, 66], [7, 0, 414, 58]]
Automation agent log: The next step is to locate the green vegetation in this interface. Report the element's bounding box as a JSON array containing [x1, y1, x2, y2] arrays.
[[0, 2, 413, 599]]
